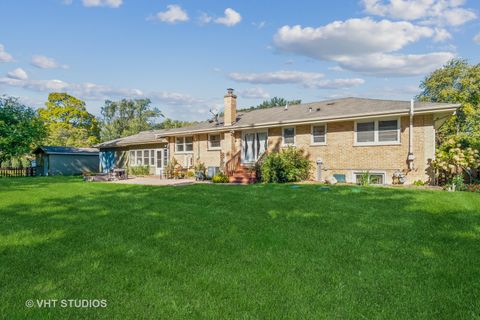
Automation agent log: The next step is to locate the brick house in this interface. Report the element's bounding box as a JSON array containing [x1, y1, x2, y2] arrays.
[[97, 89, 459, 184]]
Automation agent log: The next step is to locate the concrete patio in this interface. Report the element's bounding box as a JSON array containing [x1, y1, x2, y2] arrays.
[[108, 176, 208, 186]]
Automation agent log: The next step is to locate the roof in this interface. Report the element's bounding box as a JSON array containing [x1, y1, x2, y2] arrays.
[[96, 130, 168, 148], [97, 97, 460, 147], [158, 97, 459, 136], [34, 146, 99, 155]]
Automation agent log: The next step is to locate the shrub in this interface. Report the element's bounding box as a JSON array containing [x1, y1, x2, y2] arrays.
[[432, 139, 480, 185], [466, 183, 480, 193], [212, 172, 229, 183], [129, 165, 150, 176], [260, 147, 311, 183], [186, 170, 195, 178], [413, 180, 425, 186]]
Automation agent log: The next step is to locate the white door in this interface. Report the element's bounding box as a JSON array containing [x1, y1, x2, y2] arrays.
[[242, 131, 268, 163], [243, 133, 255, 163], [155, 149, 163, 176]]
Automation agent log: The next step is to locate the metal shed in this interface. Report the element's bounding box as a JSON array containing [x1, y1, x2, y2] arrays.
[[33, 146, 99, 176]]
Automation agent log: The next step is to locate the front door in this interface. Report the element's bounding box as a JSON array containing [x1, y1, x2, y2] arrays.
[[242, 131, 268, 163]]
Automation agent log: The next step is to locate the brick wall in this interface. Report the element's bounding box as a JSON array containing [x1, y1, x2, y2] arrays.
[[266, 114, 435, 184]]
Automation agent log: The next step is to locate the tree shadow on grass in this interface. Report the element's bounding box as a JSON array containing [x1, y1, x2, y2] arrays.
[[0, 183, 479, 319]]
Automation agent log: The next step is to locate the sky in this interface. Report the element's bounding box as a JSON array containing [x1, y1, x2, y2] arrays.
[[0, 0, 479, 121]]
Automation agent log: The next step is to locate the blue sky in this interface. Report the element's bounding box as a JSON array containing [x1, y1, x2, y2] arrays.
[[0, 0, 479, 121]]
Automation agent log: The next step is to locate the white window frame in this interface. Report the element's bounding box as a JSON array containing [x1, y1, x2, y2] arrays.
[[311, 124, 327, 146], [282, 127, 296, 147], [352, 171, 386, 185], [354, 117, 400, 146], [129, 148, 163, 167], [208, 134, 221, 150], [175, 136, 194, 154]]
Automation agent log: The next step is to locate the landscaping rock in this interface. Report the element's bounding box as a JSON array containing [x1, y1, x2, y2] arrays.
[[325, 176, 337, 185]]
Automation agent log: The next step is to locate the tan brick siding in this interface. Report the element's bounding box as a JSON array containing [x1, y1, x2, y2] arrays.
[[165, 114, 435, 184]]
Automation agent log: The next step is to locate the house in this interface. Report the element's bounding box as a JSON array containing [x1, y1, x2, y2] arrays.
[[34, 146, 100, 176], [97, 89, 459, 184]]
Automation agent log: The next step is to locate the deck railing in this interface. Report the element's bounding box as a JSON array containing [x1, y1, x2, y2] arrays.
[[225, 151, 241, 176]]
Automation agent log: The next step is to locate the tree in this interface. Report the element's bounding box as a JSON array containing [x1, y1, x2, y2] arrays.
[[154, 118, 197, 129], [417, 59, 480, 149], [0, 96, 46, 166], [100, 98, 163, 141], [38, 93, 100, 147]]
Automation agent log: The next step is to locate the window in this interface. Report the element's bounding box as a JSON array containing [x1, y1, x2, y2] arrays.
[[150, 150, 155, 166], [378, 120, 399, 142], [129, 151, 135, 166], [356, 121, 375, 143], [176, 137, 184, 152], [208, 134, 221, 149], [143, 150, 149, 165], [175, 136, 194, 153], [355, 118, 400, 145], [312, 125, 327, 144], [136, 151, 142, 165], [283, 127, 295, 146], [185, 137, 193, 152], [355, 172, 385, 185]]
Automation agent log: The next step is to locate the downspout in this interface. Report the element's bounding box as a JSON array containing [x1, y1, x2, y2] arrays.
[[407, 99, 415, 170]]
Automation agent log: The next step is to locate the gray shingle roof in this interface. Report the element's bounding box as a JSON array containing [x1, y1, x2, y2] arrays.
[[97, 97, 459, 147], [160, 97, 459, 136], [34, 146, 99, 155], [96, 130, 168, 148]]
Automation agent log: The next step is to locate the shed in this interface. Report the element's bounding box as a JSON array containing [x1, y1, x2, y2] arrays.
[[33, 146, 99, 176]]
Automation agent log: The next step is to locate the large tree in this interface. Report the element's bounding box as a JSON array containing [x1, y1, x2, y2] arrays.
[[0, 96, 46, 166], [417, 59, 480, 149], [154, 118, 197, 129], [38, 93, 100, 147], [100, 98, 163, 141]]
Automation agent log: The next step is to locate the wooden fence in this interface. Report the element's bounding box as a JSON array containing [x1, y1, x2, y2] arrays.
[[0, 167, 36, 177]]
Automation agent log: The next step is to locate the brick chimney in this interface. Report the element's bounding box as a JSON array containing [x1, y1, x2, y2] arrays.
[[224, 88, 237, 126]]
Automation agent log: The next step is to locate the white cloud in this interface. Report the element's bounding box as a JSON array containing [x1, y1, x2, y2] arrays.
[[474, 33, 480, 44], [31, 55, 68, 69], [0, 72, 207, 108], [433, 28, 452, 42], [7, 68, 28, 81], [273, 18, 455, 76], [335, 52, 454, 76], [238, 87, 270, 99], [198, 12, 213, 24], [0, 44, 14, 62], [214, 8, 241, 26], [274, 18, 434, 59], [228, 70, 364, 89], [150, 5, 189, 24], [362, 0, 477, 26], [252, 21, 266, 29], [81, 0, 122, 8]]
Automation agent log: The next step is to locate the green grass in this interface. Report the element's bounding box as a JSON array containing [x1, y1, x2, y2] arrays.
[[1, 177, 480, 319]]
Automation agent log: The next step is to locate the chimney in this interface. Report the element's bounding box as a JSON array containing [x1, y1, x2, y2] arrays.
[[224, 88, 237, 126]]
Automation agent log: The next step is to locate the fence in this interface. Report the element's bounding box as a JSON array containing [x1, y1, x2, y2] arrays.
[[0, 167, 36, 177]]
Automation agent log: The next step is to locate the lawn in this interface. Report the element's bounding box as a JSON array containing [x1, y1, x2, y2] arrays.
[[1, 177, 479, 319]]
